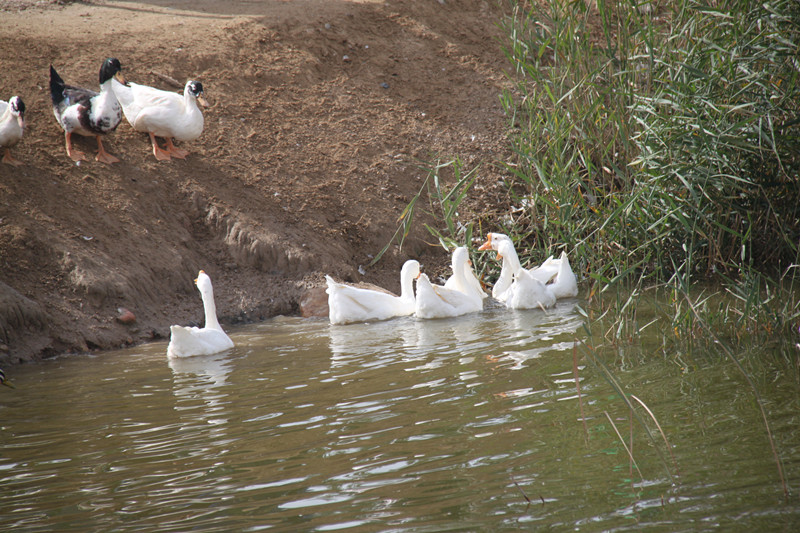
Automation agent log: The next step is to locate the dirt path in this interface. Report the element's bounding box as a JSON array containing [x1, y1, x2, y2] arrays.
[[0, 0, 512, 364]]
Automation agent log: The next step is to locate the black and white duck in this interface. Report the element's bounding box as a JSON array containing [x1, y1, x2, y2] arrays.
[[49, 57, 128, 164], [0, 95, 26, 166]]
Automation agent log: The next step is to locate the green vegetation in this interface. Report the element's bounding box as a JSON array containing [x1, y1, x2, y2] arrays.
[[498, 0, 800, 346], [384, 0, 800, 349]]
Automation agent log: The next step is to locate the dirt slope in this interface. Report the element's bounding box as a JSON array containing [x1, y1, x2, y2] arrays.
[[0, 0, 512, 364]]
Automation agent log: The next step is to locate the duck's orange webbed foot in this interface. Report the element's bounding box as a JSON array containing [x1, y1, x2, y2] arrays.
[[164, 138, 189, 159], [65, 132, 88, 162], [149, 132, 171, 161], [2, 148, 23, 166], [94, 136, 120, 164]]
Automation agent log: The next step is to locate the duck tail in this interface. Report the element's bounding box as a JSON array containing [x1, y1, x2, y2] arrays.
[[49, 65, 66, 106]]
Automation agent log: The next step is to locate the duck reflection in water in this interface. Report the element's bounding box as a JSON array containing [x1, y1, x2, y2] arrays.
[[169, 351, 233, 426]]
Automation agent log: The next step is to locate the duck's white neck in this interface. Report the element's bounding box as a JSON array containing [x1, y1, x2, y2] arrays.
[[399, 266, 415, 303], [501, 245, 523, 275], [491, 244, 521, 300], [201, 286, 223, 330], [99, 79, 115, 95], [93, 79, 119, 111], [183, 91, 202, 114], [451, 251, 469, 284]]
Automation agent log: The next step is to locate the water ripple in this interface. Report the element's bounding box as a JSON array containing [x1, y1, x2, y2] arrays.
[[1, 305, 797, 531]]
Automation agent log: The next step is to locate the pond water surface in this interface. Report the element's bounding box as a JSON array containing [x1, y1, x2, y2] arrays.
[[1, 301, 799, 531]]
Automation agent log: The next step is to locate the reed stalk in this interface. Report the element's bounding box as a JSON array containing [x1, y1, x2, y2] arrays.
[[604, 411, 644, 481]]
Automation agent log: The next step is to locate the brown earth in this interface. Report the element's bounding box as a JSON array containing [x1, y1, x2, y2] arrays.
[[0, 0, 515, 365]]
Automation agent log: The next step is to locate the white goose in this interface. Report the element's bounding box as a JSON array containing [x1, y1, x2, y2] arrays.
[[0, 96, 25, 166], [415, 247, 483, 319], [113, 79, 207, 161], [495, 239, 556, 310], [326, 259, 420, 325], [478, 233, 578, 301], [537, 251, 578, 299], [167, 270, 234, 358], [444, 247, 488, 300]]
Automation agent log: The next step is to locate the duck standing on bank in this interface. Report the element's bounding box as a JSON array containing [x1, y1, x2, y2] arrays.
[[113, 78, 207, 161], [0, 95, 25, 166], [49, 57, 128, 164]]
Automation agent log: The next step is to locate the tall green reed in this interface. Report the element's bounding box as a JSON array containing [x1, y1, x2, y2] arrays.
[[498, 0, 800, 344]]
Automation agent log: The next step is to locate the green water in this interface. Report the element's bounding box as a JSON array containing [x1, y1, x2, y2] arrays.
[[1, 303, 798, 531]]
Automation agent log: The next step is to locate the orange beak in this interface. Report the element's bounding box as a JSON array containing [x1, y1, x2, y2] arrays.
[[478, 234, 493, 251]]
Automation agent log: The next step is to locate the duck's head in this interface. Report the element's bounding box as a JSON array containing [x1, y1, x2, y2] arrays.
[[402, 259, 421, 279], [187, 80, 209, 107], [495, 238, 516, 261], [100, 57, 128, 87], [451, 246, 471, 270], [194, 270, 217, 298], [478, 232, 510, 252], [195, 269, 210, 287], [8, 96, 25, 128]]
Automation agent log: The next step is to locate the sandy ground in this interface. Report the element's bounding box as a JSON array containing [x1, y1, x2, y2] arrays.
[[0, 0, 513, 364]]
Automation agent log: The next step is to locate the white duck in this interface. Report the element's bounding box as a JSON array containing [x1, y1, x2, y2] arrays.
[[478, 233, 515, 300], [478, 233, 578, 301], [444, 246, 488, 300], [326, 259, 420, 325], [537, 251, 578, 299], [0, 96, 25, 166], [415, 247, 483, 319], [113, 78, 207, 161], [50, 58, 128, 164], [167, 270, 234, 358], [494, 239, 556, 310]]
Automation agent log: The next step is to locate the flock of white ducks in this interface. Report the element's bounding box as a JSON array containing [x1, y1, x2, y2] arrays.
[[1, 57, 207, 166], [326, 234, 579, 325], [168, 234, 578, 358]]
